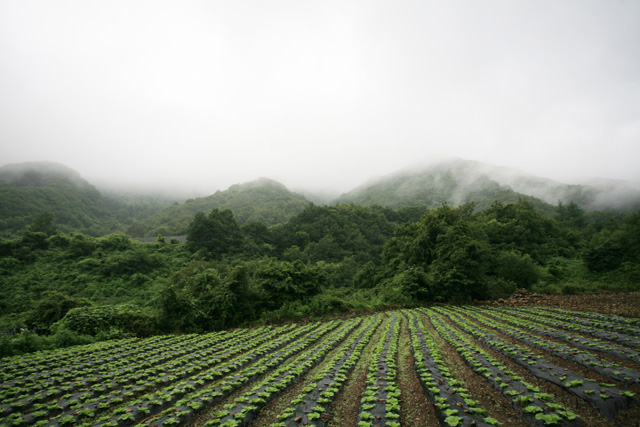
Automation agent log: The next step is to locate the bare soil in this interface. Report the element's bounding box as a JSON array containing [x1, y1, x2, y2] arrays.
[[478, 289, 640, 318]]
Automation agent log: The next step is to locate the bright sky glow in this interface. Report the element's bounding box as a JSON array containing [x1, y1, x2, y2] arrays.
[[1, 0, 639, 195]]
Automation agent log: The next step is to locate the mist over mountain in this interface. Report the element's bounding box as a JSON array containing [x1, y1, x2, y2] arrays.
[[0, 161, 94, 189], [2, 159, 640, 239], [137, 178, 311, 237], [0, 162, 177, 238], [0, 162, 112, 237], [337, 159, 640, 213]]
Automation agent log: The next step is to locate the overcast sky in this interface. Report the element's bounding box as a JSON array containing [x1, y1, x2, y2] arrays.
[[1, 0, 639, 195]]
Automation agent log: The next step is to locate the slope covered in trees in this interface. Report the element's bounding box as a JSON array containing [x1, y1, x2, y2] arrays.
[[0, 162, 114, 238], [2, 198, 639, 356], [139, 178, 311, 237], [0, 162, 178, 238], [3, 159, 639, 240], [336, 159, 640, 213]]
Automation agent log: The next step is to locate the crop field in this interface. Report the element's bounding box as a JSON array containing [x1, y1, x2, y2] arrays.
[[1, 307, 640, 427]]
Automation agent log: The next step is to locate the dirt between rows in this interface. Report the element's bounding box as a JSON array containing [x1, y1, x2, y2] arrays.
[[477, 289, 640, 319]]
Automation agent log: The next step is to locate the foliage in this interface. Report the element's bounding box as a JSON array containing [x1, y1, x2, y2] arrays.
[[1, 194, 640, 355], [186, 209, 244, 259], [142, 178, 310, 236], [26, 292, 92, 332], [57, 304, 154, 336], [254, 259, 325, 309], [272, 204, 396, 265], [0, 162, 178, 239]]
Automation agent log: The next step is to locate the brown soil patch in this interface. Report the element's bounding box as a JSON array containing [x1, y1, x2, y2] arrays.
[[478, 289, 640, 319]]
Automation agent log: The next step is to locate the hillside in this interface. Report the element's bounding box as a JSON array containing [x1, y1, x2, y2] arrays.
[[336, 159, 554, 213], [336, 159, 640, 212], [140, 178, 311, 236], [0, 162, 118, 238], [3, 159, 639, 239], [0, 162, 178, 238]]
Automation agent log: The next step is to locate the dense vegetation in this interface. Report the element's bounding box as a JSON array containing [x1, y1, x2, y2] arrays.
[[1, 197, 639, 356], [139, 178, 311, 237], [0, 162, 179, 238], [6, 159, 640, 241], [338, 159, 640, 212]]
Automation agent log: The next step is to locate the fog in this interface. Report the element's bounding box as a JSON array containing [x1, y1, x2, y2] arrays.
[[1, 1, 639, 196]]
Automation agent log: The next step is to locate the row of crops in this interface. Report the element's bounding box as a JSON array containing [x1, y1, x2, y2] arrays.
[[1, 306, 639, 426]]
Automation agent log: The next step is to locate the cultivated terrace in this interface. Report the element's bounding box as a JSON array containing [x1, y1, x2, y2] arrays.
[[1, 307, 640, 427]]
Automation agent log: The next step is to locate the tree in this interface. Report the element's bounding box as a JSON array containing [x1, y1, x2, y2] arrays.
[[125, 221, 147, 237], [492, 250, 541, 289], [556, 201, 586, 229], [255, 259, 324, 309], [381, 204, 490, 303], [186, 209, 243, 258], [29, 211, 58, 236], [26, 292, 91, 332]]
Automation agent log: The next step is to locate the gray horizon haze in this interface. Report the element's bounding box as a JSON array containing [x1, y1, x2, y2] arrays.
[[1, 0, 639, 196]]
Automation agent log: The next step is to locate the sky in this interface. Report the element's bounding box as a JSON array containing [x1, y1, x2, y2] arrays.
[[1, 0, 639, 196]]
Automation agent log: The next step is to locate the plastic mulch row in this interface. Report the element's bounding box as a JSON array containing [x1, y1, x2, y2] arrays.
[[479, 307, 640, 364], [426, 309, 580, 427], [457, 307, 640, 386], [188, 318, 362, 427], [0, 327, 275, 421], [277, 316, 382, 427], [407, 310, 494, 427], [355, 312, 400, 427], [12, 326, 287, 427], [536, 307, 640, 328], [520, 307, 640, 338], [41, 322, 327, 427], [444, 309, 639, 421], [506, 307, 640, 350], [96, 321, 338, 427]]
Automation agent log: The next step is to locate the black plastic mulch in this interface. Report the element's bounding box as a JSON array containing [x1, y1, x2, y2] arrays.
[[446, 311, 639, 421]]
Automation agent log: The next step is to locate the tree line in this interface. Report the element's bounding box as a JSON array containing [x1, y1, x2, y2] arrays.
[[1, 200, 639, 356]]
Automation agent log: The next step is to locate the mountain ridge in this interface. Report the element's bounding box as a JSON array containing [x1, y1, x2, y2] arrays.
[[336, 158, 640, 212], [139, 177, 311, 236], [3, 159, 640, 238]]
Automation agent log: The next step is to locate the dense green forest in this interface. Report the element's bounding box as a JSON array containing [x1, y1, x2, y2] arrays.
[[1, 199, 639, 357], [0, 162, 180, 238], [5, 159, 640, 241], [138, 178, 311, 237], [338, 159, 640, 212]]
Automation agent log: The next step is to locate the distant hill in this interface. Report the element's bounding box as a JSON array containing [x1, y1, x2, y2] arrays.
[[0, 162, 179, 238], [0, 162, 117, 238], [141, 178, 311, 236], [335, 159, 553, 213], [3, 159, 638, 239], [335, 159, 640, 213]]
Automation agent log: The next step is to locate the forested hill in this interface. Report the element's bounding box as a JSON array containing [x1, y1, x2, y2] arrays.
[[0, 162, 116, 238], [138, 178, 311, 237], [3, 159, 640, 239], [0, 162, 179, 238], [336, 160, 553, 213], [336, 159, 640, 213]]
